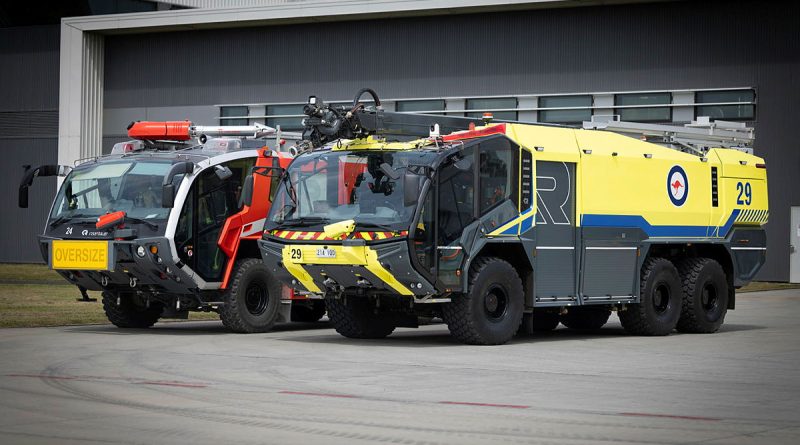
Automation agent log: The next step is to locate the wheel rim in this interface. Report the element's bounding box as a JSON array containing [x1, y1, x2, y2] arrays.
[[245, 281, 268, 316], [701, 282, 719, 312], [652, 282, 671, 314], [484, 285, 508, 321]]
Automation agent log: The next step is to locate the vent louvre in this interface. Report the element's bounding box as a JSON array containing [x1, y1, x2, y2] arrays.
[[711, 167, 718, 207]]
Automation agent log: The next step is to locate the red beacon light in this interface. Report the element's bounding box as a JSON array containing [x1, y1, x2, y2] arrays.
[[110, 140, 145, 155]]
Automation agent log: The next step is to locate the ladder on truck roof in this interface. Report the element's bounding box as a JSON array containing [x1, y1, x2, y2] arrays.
[[582, 115, 755, 155], [111, 121, 303, 156]]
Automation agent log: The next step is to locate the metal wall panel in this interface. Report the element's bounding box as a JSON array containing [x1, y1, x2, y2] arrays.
[[0, 25, 61, 263], [0, 138, 58, 263], [0, 26, 60, 112]]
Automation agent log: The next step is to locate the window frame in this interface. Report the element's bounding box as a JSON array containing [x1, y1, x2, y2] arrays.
[[694, 89, 756, 121], [614, 92, 673, 123], [465, 97, 518, 121], [538, 95, 593, 124], [220, 106, 249, 126]]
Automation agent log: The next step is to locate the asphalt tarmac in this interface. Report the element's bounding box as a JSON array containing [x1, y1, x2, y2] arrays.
[[1, 289, 799, 445]]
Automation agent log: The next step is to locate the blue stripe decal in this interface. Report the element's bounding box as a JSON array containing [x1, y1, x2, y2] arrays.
[[520, 215, 534, 234], [582, 209, 740, 238]]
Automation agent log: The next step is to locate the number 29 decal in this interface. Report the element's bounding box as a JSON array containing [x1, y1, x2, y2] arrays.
[[290, 248, 302, 260], [736, 182, 752, 206]]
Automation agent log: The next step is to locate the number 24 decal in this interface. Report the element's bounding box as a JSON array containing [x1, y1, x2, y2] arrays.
[[736, 182, 752, 205]]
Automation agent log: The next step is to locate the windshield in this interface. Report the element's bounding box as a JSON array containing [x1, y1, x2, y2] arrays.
[[50, 160, 176, 221], [268, 150, 435, 230]]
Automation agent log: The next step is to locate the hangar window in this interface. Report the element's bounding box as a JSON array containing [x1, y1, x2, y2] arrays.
[[466, 97, 518, 121], [397, 99, 446, 114], [266, 104, 305, 131], [695, 90, 755, 121], [220, 106, 249, 126], [539, 95, 593, 124], [614, 93, 672, 122]]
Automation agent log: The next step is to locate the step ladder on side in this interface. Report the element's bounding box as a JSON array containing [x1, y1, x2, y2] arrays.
[[582, 115, 755, 155]]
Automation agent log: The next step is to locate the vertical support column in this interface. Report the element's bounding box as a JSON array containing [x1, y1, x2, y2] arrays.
[[58, 24, 103, 186], [517, 96, 537, 122]]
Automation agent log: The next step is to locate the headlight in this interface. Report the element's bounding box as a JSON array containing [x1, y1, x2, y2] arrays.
[[136, 246, 146, 258]]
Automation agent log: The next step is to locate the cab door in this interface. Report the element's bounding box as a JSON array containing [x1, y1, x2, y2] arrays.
[[174, 158, 254, 283]]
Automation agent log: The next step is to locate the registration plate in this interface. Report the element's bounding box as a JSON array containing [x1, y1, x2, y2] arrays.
[[51, 240, 112, 270], [316, 248, 336, 259]]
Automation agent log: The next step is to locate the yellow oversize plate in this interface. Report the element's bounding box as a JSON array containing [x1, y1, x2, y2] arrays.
[[51, 240, 112, 270]]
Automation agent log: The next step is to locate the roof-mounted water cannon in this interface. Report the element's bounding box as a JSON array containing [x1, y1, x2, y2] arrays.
[[300, 88, 483, 149]]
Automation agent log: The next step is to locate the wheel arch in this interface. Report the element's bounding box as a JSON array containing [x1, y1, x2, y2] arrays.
[[467, 241, 534, 309]]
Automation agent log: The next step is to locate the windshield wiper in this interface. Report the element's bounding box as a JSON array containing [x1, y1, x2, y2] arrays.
[[355, 221, 402, 232], [122, 215, 159, 230], [49, 213, 92, 228], [281, 217, 329, 227]]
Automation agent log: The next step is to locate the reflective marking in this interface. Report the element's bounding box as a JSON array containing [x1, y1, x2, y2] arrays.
[[536, 246, 574, 250], [731, 247, 767, 250]]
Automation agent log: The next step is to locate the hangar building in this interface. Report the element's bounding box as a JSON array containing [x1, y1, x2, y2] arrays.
[[0, 0, 798, 282]]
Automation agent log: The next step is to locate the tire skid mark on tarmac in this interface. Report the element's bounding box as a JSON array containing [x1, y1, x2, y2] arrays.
[[13, 362, 752, 445], [23, 361, 674, 445], [13, 357, 779, 439]]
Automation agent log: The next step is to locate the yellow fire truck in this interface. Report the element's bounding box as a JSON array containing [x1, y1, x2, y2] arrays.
[[258, 90, 768, 345]]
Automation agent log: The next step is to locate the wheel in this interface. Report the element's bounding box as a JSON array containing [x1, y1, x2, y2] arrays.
[[619, 257, 682, 336], [533, 310, 560, 331], [102, 291, 162, 328], [442, 257, 524, 345], [219, 258, 282, 333], [560, 307, 611, 330], [676, 258, 729, 333], [325, 297, 396, 339], [291, 300, 327, 322]]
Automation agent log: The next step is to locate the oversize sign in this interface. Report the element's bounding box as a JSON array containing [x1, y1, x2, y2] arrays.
[[50, 240, 112, 270]]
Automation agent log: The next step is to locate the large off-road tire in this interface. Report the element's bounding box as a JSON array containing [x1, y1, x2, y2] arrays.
[[102, 291, 162, 328], [676, 258, 729, 333], [560, 307, 612, 330], [619, 257, 682, 336], [325, 297, 396, 339], [219, 258, 282, 333], [442, 257, 524, 345], [291, 300, 327, 322]]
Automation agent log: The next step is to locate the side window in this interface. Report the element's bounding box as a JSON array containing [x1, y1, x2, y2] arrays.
[[175, 187, 194, 265], [478, 137, 517, 214], [414, 188, 436, 275], [437, 153, 475, 246], [192, 158, 255, 281]]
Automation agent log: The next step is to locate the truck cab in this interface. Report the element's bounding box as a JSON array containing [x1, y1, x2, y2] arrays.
[[19, 122, 323, 332]]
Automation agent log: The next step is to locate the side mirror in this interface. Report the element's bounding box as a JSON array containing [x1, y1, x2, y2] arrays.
[[403, 172, 424, 207], [19, 164, 72, 208], [162, 161, 194, 208], [241, 174, 254, 207], [162, 184, 176, 208], [214, 165, 233, 180]]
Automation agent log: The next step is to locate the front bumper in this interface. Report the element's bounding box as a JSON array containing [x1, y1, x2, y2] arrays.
[[39, 236, 197, 294], [258, 237, 435, 297]]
